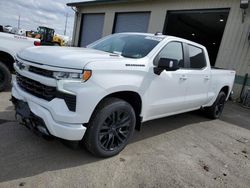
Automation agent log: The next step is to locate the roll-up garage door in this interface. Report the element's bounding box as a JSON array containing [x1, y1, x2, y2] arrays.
[[113, 12, 150, 33], [79, 13, 105, 47]]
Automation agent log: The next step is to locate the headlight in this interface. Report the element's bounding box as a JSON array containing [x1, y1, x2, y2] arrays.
[[53, 72, 82, 80], [53, 70, 92, 82]]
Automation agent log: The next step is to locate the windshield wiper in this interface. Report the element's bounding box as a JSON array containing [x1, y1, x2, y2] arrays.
[[101, 50, 137, 59], [120, 54, 138, 59]]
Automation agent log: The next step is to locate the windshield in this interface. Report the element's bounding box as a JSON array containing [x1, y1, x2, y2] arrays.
[[88, 34, 162, 59]]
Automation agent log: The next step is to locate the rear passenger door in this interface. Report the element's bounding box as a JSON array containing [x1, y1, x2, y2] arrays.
[[184, 44, 210, 109]]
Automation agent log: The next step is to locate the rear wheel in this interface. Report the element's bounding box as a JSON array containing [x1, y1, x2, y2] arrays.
[[205, 91, 226, 119], [0, 62, 11, 91], [84, 98, 136, 157]]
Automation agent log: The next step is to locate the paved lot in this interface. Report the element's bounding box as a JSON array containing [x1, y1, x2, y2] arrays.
[[0, 90, 249, 188]]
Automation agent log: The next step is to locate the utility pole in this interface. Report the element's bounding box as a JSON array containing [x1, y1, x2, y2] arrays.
[[18, 15, 20, 29], [64, 13, 68, 35]]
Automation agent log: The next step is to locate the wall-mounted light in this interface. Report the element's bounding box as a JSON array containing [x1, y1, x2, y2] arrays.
[[219, 15, 224, 22], [240, 0, 249, 23]]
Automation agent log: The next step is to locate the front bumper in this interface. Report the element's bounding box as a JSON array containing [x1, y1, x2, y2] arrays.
[[12, 82, 86, 141]]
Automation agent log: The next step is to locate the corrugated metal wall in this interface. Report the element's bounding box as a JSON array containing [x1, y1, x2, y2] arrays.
[[73, 0, 250, 96], [215, 0, 250, 94]]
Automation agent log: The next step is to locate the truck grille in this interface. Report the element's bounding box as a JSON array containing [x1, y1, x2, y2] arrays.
[[16, 73, 76, 111], [29, 66, 54, 78], [16, 73, 55, 100]]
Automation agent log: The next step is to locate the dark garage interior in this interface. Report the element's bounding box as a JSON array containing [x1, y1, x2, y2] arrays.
[[164, 9, 230, 66]]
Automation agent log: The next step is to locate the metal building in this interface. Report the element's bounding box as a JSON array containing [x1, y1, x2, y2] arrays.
[[67, 0, 250, 97]]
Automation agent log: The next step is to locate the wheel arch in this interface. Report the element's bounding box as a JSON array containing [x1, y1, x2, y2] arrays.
[[220, 85, 230, 99], [0, 50, 15, 72], [93, 91, 143, 131]]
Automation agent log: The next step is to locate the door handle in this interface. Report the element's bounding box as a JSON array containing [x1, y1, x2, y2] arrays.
[[180, 75, 188, 80], [204, 76, 210, 81]]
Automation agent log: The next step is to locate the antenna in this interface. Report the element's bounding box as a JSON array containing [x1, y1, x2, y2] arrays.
[[155, 31, 162, 36]]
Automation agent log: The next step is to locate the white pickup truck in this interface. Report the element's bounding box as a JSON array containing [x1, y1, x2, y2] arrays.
[[0, 32, 40, 91], [12, 33, 235, 157]]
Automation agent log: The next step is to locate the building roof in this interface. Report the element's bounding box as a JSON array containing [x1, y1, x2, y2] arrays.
[[67, 0, 131, 7]]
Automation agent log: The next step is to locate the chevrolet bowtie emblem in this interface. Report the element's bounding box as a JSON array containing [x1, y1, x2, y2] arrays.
[[17, 61, 25, 70]]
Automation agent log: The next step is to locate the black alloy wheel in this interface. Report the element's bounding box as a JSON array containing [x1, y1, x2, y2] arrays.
[[205, 91, 226, 119], [214, 94, 226, 117], [84, 97, 136, 157], [99, 110, 131, 151]]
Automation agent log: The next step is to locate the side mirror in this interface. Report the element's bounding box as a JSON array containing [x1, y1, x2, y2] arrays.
[[154, 58, 179, 75]]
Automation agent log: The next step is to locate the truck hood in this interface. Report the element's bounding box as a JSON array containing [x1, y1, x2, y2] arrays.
[[18, 46, 128, 69]]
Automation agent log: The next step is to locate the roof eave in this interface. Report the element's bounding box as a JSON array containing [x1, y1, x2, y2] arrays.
[[67, 0, 130, 7]]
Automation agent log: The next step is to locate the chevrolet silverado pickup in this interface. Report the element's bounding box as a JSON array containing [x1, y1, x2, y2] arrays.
[[0, 32, 40, 91], [11, 33, 235, 157]]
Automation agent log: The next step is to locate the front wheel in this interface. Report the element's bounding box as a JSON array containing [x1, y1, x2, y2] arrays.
[[84, 98, 136, 157], [205, 91, 226, 119], [0, 62, 11, 92]]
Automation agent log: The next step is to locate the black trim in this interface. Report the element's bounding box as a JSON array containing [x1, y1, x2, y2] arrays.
[[112, 11, 151, 34], [16, 74, 77, 112], [185, 43, 207, 70], [29, 66, 54, 78], [183, 43, 190, 68], [12, 96, 52, 137]]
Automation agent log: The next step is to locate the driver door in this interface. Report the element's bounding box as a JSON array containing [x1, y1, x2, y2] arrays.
[[144, 41, 189, 121]]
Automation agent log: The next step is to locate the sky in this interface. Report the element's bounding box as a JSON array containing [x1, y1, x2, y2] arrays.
[[0, 0, 86, 38]]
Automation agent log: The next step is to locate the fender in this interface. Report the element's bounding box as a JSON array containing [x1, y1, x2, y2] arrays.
[[0, 47, 16, 60]]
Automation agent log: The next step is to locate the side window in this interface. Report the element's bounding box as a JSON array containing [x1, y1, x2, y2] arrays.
[[154, 42, 184, 68], [188, 45, 206, 69]]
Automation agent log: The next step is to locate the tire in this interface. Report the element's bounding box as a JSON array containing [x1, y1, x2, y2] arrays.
[[205, 91, 226, 119], [0, 62, 11, 92], [84, 97, 136, 158], [53, 43, 60, 46]]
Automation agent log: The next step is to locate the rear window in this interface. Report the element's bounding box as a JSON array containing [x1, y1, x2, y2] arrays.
[[188, 45, 206, 69]]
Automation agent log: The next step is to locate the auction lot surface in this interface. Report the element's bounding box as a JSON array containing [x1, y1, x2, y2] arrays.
[[0, 90, 250, 188]]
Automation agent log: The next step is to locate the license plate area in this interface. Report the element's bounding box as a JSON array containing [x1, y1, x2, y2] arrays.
[[16, 100, 31, 119], [12, 96, 51, 137]]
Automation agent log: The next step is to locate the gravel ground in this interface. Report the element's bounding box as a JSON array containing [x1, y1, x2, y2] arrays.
[[0, 90, 249, 188]]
